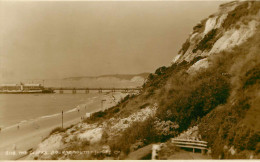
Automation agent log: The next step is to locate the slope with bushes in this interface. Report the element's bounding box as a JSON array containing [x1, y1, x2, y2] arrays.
[[31, 1, 260, 160]]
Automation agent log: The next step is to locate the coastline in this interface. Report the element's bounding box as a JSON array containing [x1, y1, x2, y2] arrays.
[[0, 92, 128, 160]]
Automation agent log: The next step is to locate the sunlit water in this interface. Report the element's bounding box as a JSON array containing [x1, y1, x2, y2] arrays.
[[0, 79, 141, 130], [0, 92, 101, 129]]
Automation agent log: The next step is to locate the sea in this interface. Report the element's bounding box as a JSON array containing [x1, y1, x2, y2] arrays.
[[0, 92, 101, 130], [0, 78, 141, 130]]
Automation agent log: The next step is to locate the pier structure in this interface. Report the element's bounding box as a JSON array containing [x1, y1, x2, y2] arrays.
[[47, 87, 141, 94]]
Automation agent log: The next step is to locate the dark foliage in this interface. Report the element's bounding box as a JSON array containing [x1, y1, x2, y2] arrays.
[[109, 118, 159, 155], [189, 56, 207, 65], [199, 96, 259, 159], [222, 1, 260, 30], [84, 106, 120, 123], [143, 60, 190, 91], [243, 64, 260, 89], [139, 103, 150, 109], [49, 127, 66, 135], [193, 29, 218, 53], [155, 66, 167, 76], [222, 2, 249, 30], [193, 18, 207, 33], [178, 39, 190, 54], [156, 67, 231, 132]]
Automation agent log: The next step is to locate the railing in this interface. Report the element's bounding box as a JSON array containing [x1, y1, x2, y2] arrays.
[[46, 87, 141, 90], [45, 87, 142, 93], [171, 139, 208, 154]]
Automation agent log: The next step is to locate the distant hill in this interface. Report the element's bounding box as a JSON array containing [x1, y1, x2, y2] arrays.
[[63, 73, 150, 81]]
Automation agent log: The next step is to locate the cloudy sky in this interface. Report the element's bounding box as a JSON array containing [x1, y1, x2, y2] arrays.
[[0, 1, 224, 82]]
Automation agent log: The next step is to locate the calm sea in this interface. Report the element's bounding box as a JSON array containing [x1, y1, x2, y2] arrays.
[[0, 92, 102, 129], [0, 79, 141, 130]]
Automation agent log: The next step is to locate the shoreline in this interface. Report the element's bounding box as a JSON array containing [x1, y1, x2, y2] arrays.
[[0, 92, 128, 160], [0, 92, 99, 130]]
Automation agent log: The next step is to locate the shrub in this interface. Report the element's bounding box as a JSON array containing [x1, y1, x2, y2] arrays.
[[157, 141, 180, 160], [49, 127, 66, 135], [178, 39, 190, 54], [189, 56, 206, 65], [198, 85, 259, 158], [193, 29, 218, 53], [222, 2, 249, 29], [156, 65, 231, 132], [145, 87, 155, 99], [155, 66, 167, 76], [112, 107, 120, 113], [222, 1, 260, 30], [243, 65, 260, 89], [154, 119, 179, 141], [109, 118, 159, 155], [119, 95, 130, 104], [147, 73, 154, 81], [83, 106, 119, 123], [192, 18, 207, 33], [139, 103, 150, 109]]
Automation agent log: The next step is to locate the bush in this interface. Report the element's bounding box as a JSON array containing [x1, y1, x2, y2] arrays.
[[156, 65, 231, 132], [143, 60, 190, 92], [83, 106, 119, 123], [199, 100, 259, 158], [222, 2, 249, 29], [109, 118, 159, 155], [243, 65, 260, 89], [154, 119, 179, 141], [155, 66, 167, 76], [198, 85, 259, 158], [92, 111, 107, 118], [157, 141, 180, 160], [49, 127, 66, 135], [147, 73, 154, 81], [192, 18, 207, 34], [193, 29, 219, 53], [222, 1, 260, 30], [139, 103, 150, 109], [178, 39, 190, 54], [119, 95, 130, 104]]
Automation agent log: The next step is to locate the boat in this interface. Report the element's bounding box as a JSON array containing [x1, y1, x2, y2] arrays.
[[0, 83, 54, 94]]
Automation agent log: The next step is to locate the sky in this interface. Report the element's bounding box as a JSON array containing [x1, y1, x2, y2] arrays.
[[0, 1, 224, 82]]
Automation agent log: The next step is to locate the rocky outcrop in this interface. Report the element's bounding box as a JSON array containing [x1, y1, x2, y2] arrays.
[[172, 1, 260, 73]]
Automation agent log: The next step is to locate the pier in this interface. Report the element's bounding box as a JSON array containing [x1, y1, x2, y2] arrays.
[[46, 87, 142, 93]]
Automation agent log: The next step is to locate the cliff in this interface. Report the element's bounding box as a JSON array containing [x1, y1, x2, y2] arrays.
[[30, 1, 260, 160]]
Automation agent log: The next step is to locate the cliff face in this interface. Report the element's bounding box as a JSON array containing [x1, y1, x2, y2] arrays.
[[169, 1, 260, 159], [31, 1, 260, 160], [173, 1, 259, 72]]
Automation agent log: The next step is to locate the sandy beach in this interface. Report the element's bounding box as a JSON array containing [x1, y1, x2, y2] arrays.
[[0, 92, 127, 160]]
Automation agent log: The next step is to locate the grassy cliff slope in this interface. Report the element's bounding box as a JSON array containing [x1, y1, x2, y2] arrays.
[[32, 1, 260, 160]]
